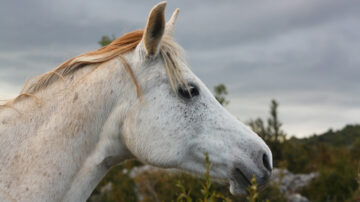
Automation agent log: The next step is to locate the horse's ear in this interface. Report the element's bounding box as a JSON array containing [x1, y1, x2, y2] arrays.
[[165, 8, 180, 37], [142, 1, 167, 56]]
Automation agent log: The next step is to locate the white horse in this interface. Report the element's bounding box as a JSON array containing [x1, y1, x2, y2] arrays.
[[0, 2, 272, 201]]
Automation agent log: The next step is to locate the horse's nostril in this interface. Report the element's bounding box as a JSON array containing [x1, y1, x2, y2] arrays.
[[262, 153, 272, 172]]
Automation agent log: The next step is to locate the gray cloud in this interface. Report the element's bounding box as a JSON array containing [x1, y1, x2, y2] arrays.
[[0, 0, 359, 137]]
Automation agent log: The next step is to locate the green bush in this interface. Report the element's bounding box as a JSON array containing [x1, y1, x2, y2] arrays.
[[300, 157, 358, 202]]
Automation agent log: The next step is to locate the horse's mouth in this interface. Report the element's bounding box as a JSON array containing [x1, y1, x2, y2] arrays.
[[229, 167, 272, 195], [229, 167, 251, 195]]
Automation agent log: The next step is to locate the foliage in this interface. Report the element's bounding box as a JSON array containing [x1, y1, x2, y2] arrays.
[[300, 155, 358, 201], [350, 138, 360, 161], [294, 125, 360, 148], [98, 35, 116, 47], [247, 98, 360, 201], [256, 184, 286, 202], [213, 84, 229, 106], [246, 175, 286, 202], [349, 169, 360, 201], [279, 141, 315, 173], [247, 175, 259, 202]]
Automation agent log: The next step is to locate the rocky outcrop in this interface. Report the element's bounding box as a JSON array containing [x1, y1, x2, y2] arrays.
[[271, 168, 318, 202]]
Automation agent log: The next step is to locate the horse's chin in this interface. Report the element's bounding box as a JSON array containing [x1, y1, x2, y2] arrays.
[[229, 179, 248, 195]]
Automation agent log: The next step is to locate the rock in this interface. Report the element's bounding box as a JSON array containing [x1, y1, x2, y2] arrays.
[[270, 168, 318, 202], [288, 193, 309, 202], [100, 182, 112, 194]]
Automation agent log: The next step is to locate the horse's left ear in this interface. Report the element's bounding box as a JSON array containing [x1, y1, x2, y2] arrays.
[[142, 1, 167, 56]]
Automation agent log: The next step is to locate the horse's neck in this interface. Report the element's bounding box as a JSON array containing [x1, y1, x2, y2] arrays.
[[0, 58, 136, 201]]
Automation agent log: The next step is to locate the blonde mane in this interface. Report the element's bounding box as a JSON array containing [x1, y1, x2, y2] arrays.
[[2, 29, 187, 108]]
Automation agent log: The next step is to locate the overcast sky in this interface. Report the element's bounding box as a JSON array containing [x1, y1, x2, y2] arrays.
[[0, 0, 359, 137]]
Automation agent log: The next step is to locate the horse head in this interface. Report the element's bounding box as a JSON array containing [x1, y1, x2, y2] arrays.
[[121, 2, 272, 194]]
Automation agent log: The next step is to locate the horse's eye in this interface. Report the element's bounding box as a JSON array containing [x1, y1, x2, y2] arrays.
[[178, 83, 200, 99]]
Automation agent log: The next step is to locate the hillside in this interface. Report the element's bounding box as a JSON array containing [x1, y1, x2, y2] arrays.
[[290, 124, 360, 147]]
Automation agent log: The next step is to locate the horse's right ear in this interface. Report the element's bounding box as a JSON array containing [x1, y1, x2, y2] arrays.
[[142, 2, 167, 56], [165, 8, 180, 37]]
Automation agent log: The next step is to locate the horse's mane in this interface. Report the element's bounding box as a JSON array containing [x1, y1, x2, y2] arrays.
[[1, 29, 186, 108], [22, 30, 145, 96]]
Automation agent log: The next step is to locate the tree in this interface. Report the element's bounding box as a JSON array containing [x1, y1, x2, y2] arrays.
[[248, 99, 285, 143], [98, 35, 116, 47], [213, 84, 229, 106], [267, 100, 286, 143]]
